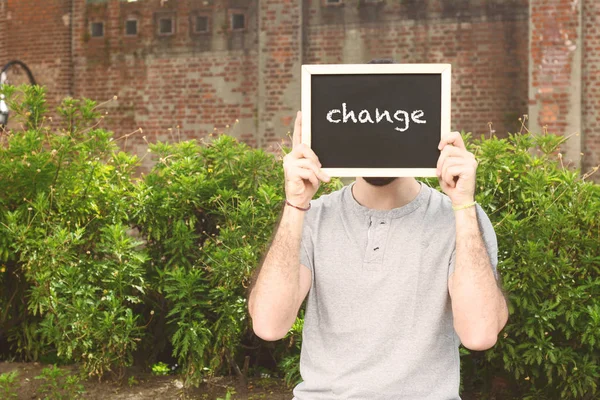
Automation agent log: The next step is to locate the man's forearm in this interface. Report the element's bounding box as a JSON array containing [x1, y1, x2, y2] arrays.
[[248, 205, 306, 341], [450, 207, 508, 350]]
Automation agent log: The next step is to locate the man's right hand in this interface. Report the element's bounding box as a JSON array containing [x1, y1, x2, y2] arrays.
[[283, 111, 330, 209]]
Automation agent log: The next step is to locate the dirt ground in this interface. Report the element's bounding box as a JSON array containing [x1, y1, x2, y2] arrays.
[[0, 362, 293, 400], [0, 361, 516, 399]]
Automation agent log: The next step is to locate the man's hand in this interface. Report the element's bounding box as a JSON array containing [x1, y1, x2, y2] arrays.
[[283, 111, 330, 208], [436, 131, 477, 206]]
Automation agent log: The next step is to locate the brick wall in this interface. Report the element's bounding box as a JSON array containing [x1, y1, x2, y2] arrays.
[[70, 0, 259, 165], [2, 0, 72, 104], [257, 0, 303, 150], [582, 1, 600, 175], [305, 0, 529, 137], [0, 1, 7, 65], [0, 0, 597, 178]]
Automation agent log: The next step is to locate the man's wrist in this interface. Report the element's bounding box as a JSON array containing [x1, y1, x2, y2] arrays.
[[454, 203, 478, 234], [285, 199, 311, 211], [452, 200, 477, 212]]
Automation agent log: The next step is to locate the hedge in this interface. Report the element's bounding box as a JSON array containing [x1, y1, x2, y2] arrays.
[[0, 85, 598, 398]]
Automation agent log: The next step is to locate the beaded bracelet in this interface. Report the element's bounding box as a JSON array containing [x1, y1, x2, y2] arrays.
[[285, 199, 311, 211], [452, 201, 477, 211]]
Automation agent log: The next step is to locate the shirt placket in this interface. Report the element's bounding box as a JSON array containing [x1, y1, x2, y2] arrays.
[[363, 216, 390, 269]]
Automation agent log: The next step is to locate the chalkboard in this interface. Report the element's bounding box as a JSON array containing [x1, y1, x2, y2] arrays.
[[301, 64, 451, 177]]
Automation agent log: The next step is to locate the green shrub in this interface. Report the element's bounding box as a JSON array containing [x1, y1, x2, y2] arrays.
[[3, 85, 597, 398], [0, 85, 143, 378], [0, 371, 19, 399], [0, 85, 340, 386], [34, 365, 85, 400], [151, 361, 170, 376], [481, 133, 599, 399]]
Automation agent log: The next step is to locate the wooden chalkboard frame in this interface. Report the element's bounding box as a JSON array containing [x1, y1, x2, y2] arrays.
[[301, 63, 451, 177]]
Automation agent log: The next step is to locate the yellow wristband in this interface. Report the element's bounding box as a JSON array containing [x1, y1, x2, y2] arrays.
[[452, 201, 477, 211]]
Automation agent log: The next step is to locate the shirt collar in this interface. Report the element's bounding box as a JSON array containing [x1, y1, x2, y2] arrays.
[[342, 180, 430, 220]]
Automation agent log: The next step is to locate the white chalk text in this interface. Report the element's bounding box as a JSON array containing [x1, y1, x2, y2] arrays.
[[326, 103, 426, 132]]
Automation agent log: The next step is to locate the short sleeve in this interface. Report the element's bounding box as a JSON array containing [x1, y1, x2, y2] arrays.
[[300, 219, 314, 271], [448, 205, 498, 278]]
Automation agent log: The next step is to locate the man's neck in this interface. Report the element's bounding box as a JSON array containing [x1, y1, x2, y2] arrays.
[[352, 177, 421, 211]]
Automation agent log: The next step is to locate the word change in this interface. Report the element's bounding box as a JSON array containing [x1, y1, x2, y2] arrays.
[[326, 103, 426, 132]]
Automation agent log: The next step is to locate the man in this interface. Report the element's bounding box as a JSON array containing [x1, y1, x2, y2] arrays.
[[248, 108, 508, 398]]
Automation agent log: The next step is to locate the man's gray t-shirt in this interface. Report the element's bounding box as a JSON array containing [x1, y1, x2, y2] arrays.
[[294, 182, 498, 400]]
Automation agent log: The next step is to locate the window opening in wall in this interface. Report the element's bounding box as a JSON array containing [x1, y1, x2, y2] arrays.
[[158, 17, 174, 35], [231, 13, 245, 30], [324, 0, 343, 5], [195, 15, 209, 33], [90, 22, 104, 37], [125, 19, 138, 36]]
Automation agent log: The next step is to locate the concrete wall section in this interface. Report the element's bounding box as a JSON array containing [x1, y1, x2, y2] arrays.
[[582, 0, 600, 175], [528, 0, 582, 167]]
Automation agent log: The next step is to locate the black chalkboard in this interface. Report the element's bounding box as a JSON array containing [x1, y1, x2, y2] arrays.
[[301, 64, 451, 177]]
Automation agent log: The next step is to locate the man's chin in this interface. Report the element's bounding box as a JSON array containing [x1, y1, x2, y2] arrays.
[[363, 177, 398, 187]]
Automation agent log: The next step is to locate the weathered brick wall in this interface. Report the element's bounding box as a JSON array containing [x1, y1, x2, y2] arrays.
[[1, 0, 598, 178], [304, 0, 530, 137], [582, 0, 600, 175], [1, 0, 72, 104], [71, 0, 259, 163]]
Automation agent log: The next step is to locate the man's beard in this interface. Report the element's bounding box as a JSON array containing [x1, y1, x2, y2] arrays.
[[363, 177, 398, 186]]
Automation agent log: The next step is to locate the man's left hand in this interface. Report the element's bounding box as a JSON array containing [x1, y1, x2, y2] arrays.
[[436, 131, 477, 206]]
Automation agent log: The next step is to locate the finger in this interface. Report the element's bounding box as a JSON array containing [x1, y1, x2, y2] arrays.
[[438, 131, 465, 151], [439, 153, 477, 179], [296, 167, 319, 188], [439, 156, 464, 186], [436, 145, 466, 176], [441, 164, 458, 188], [318, 169, 331, 183], [439, 154, 464, 171], [444, 165, 467, 188], [294, 159, 331, 183], [441, 160, 470, 188], [292, 111, 302, 148], [290, 143, 321, 166]]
